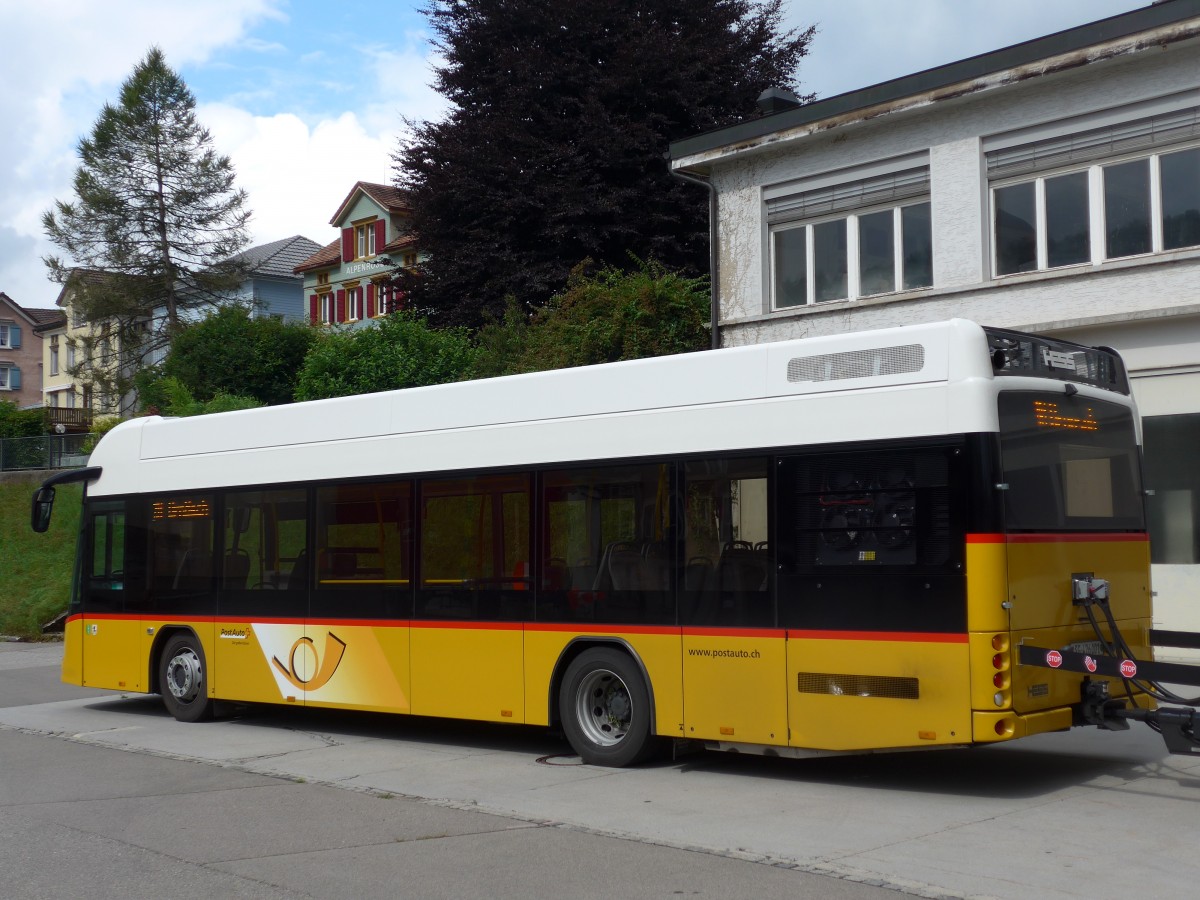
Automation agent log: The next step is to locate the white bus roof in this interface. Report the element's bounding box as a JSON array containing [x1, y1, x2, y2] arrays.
[[83, 319, 1087, 497]]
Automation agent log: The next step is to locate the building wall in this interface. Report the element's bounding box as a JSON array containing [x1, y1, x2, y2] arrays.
[[249, 276, 305, 321], [0, 304, 46, 408], [710, 46, 1199, 340]]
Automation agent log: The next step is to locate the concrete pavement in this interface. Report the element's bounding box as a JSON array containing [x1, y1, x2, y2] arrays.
[[3, 640, 1200, 899]]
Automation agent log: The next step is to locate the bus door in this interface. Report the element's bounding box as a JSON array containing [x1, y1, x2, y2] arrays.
[[412, 475, 530, 723], [680, 459, 787, 746], [777, 447, 971, 751], [79, 499, 144, 691], [217, 489, 310, 705], [308, 482, 413, 715]]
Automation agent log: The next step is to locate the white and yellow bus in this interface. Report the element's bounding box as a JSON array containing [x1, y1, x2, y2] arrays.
[[32, 319, 1200, 765]]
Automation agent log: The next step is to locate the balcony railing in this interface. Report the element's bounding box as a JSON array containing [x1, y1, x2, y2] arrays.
[[44, 407, 93, 430]]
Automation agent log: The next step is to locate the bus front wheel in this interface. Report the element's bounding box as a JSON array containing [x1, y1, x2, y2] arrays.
[[159, 633, 215, 723], [560, 647, 656, 767]]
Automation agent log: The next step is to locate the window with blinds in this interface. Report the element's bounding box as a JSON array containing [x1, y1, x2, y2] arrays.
[[988, 105, 1200, 277], [768, 165, 933, 310]]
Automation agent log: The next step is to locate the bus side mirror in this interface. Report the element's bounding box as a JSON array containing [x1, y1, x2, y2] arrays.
[[31, 486, 55, 533]]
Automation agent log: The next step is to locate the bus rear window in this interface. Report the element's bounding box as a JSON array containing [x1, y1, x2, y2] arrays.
[[998, 392, 1144, 532]]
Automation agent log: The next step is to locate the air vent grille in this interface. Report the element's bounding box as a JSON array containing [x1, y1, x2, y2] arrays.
[[796, 672, 920, 700], [787, 344, 925, 383]]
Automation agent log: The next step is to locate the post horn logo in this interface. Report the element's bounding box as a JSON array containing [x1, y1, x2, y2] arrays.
[[272, 631, 347, 691]]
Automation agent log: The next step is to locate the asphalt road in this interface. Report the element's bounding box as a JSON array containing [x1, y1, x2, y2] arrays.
[[2, 640, 1199, 900]]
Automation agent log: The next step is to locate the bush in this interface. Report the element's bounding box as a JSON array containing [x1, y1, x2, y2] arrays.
[[0, 401, 45, 439], [295, 312, 479, 401], [473, 258, 710, 376]]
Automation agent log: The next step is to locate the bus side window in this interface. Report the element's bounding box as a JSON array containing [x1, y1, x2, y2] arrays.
[[417, 474, 531, 621], [681, 458, 771, 627], [538, 463, 676, 626], [145, 495, 215, 609], [84, 501, 126, 610], [223, 489, 308, 592]]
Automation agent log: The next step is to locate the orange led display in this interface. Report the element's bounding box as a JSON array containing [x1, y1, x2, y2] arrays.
[[1032, 400, 1099, 432]]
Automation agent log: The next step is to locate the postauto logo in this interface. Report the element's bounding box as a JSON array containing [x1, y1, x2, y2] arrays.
[[271, 631, 347, 691]]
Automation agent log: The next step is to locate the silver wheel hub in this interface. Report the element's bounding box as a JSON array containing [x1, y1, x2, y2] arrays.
[[166, 648, 202, 702], [575, 668, 632, 747]]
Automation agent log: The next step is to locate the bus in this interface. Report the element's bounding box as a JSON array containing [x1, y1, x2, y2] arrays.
[[31, 319, 1200, 765]]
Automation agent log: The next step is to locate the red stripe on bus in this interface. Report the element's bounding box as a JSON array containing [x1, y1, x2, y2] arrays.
[[1004, 533, 1148, 543], [967, 533, 1148, 544], [787, 630, 967, 643], [526, 622, 681, 636], [411, 620, 524, 631], [681, 626, 781, 639]]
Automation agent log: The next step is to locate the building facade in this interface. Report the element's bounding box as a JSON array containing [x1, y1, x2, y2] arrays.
[[0, 292, 61, 409], [295, 181, 419, 326], [228, 235, 324, 321], [669, 1, 1200, 640]]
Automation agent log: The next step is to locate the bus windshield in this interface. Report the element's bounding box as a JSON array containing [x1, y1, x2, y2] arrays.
[[998, 391, 1145, 532]]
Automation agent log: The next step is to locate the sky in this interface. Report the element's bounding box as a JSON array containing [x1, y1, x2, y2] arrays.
[[0, 0, 1150, 311]]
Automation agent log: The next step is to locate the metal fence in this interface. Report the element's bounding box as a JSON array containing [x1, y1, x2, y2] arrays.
[[0, 434, 93, 472]]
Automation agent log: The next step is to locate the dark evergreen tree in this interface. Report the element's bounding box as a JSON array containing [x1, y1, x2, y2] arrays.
[[43, 47, 251, 409], [393, 0, 812, 327]]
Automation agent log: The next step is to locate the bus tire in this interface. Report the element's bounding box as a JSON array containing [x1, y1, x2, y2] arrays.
[[159, 632, 214, 723], [560, 647, 656, 767]]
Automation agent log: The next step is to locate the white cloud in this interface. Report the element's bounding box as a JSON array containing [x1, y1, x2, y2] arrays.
[[200, 104, 395, 247], [0, 0, 283, 308]]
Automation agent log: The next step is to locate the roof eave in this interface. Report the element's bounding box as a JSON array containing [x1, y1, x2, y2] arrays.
[[669, 2, 1200, 171]]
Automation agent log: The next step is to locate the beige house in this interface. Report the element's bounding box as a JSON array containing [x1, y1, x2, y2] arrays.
[[39, 272, 139, 426]]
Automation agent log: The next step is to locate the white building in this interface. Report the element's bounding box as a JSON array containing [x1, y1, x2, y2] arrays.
[[669, 1, 1200, 641]]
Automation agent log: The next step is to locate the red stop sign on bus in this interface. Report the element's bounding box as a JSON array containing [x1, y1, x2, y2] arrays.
[[1119, 659, 1138, 679], [1046, 650, 1063, 668]]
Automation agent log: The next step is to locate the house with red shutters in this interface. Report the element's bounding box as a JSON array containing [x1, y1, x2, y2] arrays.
[[294, 182, 419, 326]]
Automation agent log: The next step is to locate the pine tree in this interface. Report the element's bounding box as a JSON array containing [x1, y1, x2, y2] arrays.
[[43, 47, 251, 413], [393, 0, 813, 327]]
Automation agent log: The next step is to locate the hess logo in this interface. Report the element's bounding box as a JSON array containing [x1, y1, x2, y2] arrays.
[[271, 631, 347, 691]]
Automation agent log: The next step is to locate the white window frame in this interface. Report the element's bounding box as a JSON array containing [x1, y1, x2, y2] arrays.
[[769, 199, 932, 309], [766, 154, 932, 311], [990, 142, 1200, 278], [347, 286, 363, 321], [0, 366, 9, 389], [321, 293, 335, 325], [355, 222, 376, 260]]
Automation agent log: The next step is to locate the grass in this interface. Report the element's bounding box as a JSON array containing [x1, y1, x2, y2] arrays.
[[0, 477, 80, 637]]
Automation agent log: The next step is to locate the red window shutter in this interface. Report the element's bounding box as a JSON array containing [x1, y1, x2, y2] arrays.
[[309, 294, 319, 323], [336, 289, 346, 322], [395, 290, 405, 311], [342, 228, 354, 262], [366, 283, 375, 318], [374, 220, 386, 254]]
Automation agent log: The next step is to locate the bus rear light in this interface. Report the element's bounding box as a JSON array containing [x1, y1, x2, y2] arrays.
[[994, 718, 1015, 737], [993, 653, 1005, 669], [991, 634, 1008, 652], [993, 673, 1006, 689], [993, 692, 1007, 707]]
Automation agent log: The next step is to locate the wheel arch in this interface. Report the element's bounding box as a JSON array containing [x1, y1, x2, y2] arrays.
[[148, 625, 203, 696], [547, 637, 657, 735]]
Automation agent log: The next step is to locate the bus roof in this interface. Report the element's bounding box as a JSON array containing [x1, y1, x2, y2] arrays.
[[83, 319, 1103, 496]]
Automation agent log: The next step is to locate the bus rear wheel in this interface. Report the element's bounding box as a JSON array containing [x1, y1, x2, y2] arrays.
[[159, 633, 214, 723], [560, 647, 656, 767]]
